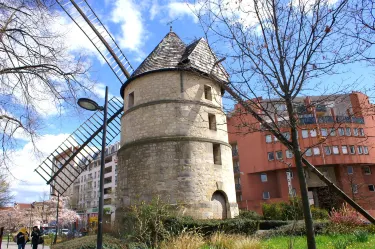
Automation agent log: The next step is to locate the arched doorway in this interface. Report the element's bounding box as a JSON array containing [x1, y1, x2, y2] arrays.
[[211, 191, 227, 219]]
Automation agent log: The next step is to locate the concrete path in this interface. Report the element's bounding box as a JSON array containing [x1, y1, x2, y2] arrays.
[[1, 242, 50, 249]]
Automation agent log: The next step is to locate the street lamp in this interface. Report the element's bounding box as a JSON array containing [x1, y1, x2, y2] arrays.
[[77, 86, 108, 249]]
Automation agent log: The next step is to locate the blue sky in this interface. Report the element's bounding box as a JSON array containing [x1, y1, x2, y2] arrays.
[[10, 0, 205, 204]]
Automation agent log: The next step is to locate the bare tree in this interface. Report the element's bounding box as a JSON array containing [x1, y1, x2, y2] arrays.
[[0, 0, 93, 170], [193, 0, 374, 248]]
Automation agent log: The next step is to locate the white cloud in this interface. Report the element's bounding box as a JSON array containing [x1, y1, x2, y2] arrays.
[[9, 133, 71, 202], [92, 83, 114, 99], [167, 1, 198, 23], [110, 0, 145, 52]]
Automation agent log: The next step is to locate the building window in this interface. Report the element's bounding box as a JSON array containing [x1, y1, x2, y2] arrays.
[[347, 166, 354, 175], [368, 185, 375, 192], [364, 166, 371, 175], [261, 173, 268, 182], [208, 113, 216, 130], [321, 128, 328, 137], [286, 170, 294, 179], [276, 151, 283, 160], [364, 146, 369, 155], [352, 184, 358, 194], [204, 85, 212, 100], [313, 147, 320, 155], [282, 132, 290, 140], [338, 128, 345, 136], [305, 148, 312, 157], [265, 135, 272, 143], [332, 146, 339, 155], [358, 146, 363, 155], [342, 145, 348, 154], [291, 188, 297, 197], [268, 152, 275, 161], [353, 128, 359, 136], [213, 144, 222, 165], [324, 146, 331, 155], [263, 191, 270, 199], [310, 129, 317, 137], [359, 128, 365, 136], [349, 145, 356, 154], [330, 128, 336, 136], [286, 150, 293, 158], [128, 92, 134, 108], [345, 127, 351, 136], [302, 130, 309, 138]]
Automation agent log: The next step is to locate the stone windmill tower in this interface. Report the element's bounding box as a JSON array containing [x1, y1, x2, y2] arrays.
[[117, 31, 238, 219]]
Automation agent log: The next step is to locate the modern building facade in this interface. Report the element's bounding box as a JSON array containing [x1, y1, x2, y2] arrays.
[[117, 31, 239, 219], [63, 142, 120, 229], [227, 92, 375, 216]]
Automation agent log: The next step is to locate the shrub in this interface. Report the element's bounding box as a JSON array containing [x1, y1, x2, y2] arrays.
[[328, 203, 366, 234], [238, 210, 262, 220], [311, 206, 329, 220], [51, 235, 126, 249], [258, 220, 290, 230], [120, 196, 172, 248], [258, 220, 329, 238], [262, 198, 303, 221], [164, 217, 259, 236]]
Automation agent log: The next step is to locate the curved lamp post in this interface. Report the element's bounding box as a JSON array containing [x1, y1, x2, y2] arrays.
[[77, 86, 108, 249]]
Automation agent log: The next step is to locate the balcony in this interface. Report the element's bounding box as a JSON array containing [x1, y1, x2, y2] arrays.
[[235, 183, 241, 191], [299, 117, 316, 125], [336, 116, 351, 123], [317, 116, 334, 123]]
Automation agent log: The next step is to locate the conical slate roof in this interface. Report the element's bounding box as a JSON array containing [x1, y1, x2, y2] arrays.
[[121, 31, 229, 97]]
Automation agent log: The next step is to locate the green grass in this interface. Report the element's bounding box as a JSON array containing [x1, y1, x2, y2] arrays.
[[261, 234, 375, 249]]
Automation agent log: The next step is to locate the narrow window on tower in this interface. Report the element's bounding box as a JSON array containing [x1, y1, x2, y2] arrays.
[[213, 143, 222, 165], [204, 85, 212, 101], [208, 113, 217, 130], [128, 92, 134, 108]]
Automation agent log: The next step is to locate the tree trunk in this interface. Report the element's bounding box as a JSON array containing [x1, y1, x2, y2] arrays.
[[286, 100, 316, 249]]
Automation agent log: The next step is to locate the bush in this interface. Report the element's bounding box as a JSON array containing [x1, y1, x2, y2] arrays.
[[262, 197, 303, 221], [327, 203, 366, 234], [238, 210, 262, 220], [364, 224, 375, 234], [258, 220, 329, 238], [164, 217, 259, 236], [311, 206, 329, 220], [51, 235, 126, 249], [258, 220, 290, 230]]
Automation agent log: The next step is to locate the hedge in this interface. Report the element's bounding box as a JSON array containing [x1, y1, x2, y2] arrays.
[[258, 220, 291, 230], [51, 235, 127, 249], [164, 217, 259, 236]]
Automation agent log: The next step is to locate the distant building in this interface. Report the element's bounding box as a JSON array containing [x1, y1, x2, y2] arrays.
[[228, 92, 375, 216], [70, 142, 120, 229]]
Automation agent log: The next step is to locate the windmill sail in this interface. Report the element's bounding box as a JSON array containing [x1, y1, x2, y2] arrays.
[[35, 0, 134, 195], [56, 0, 134, 82], [35, 97, 123, 195]]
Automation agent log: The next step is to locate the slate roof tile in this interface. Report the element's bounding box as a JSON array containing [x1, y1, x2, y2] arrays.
[[122, 31, 229, 96]]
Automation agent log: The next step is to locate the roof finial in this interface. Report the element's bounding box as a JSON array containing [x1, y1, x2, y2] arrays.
[[170, 26, 172, 32]]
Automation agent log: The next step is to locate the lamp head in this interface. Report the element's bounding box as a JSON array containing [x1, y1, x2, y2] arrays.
[[78, 98, 102, 111]]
